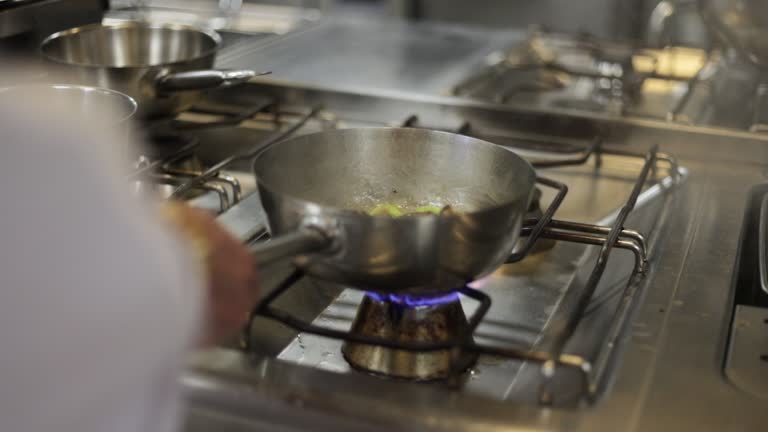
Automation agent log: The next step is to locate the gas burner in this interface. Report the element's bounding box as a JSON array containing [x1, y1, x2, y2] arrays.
[[342, 292, 477, 381], [452, 30, 695, 115]]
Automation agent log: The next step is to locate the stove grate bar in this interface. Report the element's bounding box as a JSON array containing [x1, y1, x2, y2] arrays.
[[170, 106, 322, 199], [125, 136, 200, 181], [155, 99, 276, 132], [530, 135, 603, 168]]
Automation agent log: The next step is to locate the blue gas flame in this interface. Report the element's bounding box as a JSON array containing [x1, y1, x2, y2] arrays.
[[365, 291, 460, 307]]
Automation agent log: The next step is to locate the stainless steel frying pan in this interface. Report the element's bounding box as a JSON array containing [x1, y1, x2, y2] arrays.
[[251, 128, 537, 295]]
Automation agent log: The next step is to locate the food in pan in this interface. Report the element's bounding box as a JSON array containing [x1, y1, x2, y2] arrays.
[[369, 203, 444, 217]]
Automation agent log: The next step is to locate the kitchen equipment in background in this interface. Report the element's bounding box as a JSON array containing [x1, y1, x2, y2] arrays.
[[0, 0, 104, 84], [702, 0, 768, 68], [40, 22, 263, 118], [451, 30, 707, 117], [0, 0, 104, 40], [105, 0, 321, 36], [390, 0, 644, 40]]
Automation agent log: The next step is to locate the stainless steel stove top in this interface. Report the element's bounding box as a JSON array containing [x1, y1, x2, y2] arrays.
[[103, 14, 768, 429], [267, 149, 680, 406], [144, 76, 768, 431]]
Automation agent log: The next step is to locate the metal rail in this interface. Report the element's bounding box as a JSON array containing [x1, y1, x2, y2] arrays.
[[531, 136, 602, 168], [173, 100, 275, 130], [125, 137, 200, 181]]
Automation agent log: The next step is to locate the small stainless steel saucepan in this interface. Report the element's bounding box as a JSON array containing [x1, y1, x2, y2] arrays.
[[0, 83, 139, 162], [40, 22, 266, 118], [250, 128, 537, 296], [0, 83, 137, 124]]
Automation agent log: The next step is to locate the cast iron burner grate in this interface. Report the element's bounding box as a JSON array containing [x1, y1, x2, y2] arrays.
[[241, 139, 681, 405], [125, 100, 323, 214]]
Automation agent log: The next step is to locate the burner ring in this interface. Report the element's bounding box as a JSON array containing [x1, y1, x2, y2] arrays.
[[342, 293, 477, 381]]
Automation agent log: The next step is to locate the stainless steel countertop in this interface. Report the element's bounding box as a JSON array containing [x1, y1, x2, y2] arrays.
[[216, 16, 525, 98], [213, 16, 756, 133], [184, 80, 768, 431]]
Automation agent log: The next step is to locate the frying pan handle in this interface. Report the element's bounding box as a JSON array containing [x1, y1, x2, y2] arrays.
[[250, 226, 332, 267], [155, 70, 269, 92]]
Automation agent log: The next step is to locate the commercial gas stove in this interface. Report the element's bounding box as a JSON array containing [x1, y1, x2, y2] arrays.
[[108, 13, 768, 430], [120, 73, 768, 431]]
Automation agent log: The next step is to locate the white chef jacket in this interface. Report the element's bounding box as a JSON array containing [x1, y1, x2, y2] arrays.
[[0, 90, 203, 431]]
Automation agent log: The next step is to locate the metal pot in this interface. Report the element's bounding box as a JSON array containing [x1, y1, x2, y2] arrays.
[[39, 22, 262, 118], [250, 128, 537, 295], [0, 83, 137, 124], [0, 83, 139, 163]]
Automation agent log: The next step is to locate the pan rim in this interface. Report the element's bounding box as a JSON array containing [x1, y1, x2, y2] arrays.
[[40, 21, 222, 69], [253, 127, 537, 220], [0, 83, 138, 124]]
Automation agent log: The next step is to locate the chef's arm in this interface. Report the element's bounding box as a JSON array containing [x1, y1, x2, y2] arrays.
[[161, 201, 259, 345], [0, 91, 257, 431]]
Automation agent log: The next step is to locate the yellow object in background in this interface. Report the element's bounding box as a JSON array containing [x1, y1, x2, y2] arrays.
[[369, 203, 442, 216]]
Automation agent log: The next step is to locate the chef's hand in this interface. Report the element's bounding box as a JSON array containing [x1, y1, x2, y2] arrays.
[[162, 202, 259, 345]]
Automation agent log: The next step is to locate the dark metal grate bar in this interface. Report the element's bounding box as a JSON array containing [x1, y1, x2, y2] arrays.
[[125, 137, 200, 181], [506, 176, 568, 263], [547, 146, 657, 355], [530, 135, 602, 168], [171, 100, 275, 130], [170, 106, 322, 199], [451, 28, 708, 117]]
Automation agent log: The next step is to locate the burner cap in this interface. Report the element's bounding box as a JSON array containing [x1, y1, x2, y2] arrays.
[[342, 293, 477, 381]]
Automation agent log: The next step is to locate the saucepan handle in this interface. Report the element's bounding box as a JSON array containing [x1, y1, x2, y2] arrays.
[[156, 70, 270, 92], [250, 226, 332, 267]]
